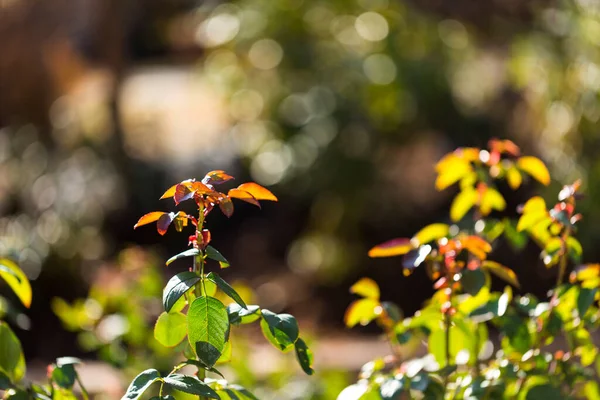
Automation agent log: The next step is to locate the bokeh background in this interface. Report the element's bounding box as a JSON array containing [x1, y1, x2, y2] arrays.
[[1, 0, 600, 398]]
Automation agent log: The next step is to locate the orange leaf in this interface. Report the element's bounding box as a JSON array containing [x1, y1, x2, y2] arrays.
[[237, 182, 278, 201], [134, 212, 166, 229], [157, 212, 176, 235], [517, 156, 550, 185], [202, 170, 234, 185], [228, 188, 260, 207], [219, 196, 234, 218], [368, 238, 413, 258], [160, 179, 194, 200], [460, 235, 492, 260]]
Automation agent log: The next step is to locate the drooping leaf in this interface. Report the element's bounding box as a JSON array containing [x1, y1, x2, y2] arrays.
[[219, 196, 234, 218], [156, 212, 177, 235], [134, 212, 166, 229], [480, 187, 506, 216], [236, 183, 278, 201], [174, 183, 195, 205], [344, 298, 380, 328], [0, 322, 25, 382], [203, 170, 235, 185], [160, 179, 193, 200], [0, 259, 32, 308], [163, 272, 200, 312], [227, 304, 261, 325], [205, 246, 230, 269], [461, 268, 486, 296], [228, 189, 260, 207], [517, 156, 550, 185], [227, 385, 259, 400], [122, 369, 161, 400], [206, 272, 247, 308], [461, 236, 492, 260], [260, 309, 300, 351], [166, 248, 199, 266], [187, 296, 229, 368], [368, 238, 412, 258], [481, 261, 520, 288], [349, 278, 380, 300], [412, 224, 449, 246], [450, 188, 477, 222], [577, 288, 597, 318], [506, 166, 522, 190], [51, 364, 76, 389], [435, 155, 473, 191], [154, 312, 187, 347], [162, 374, 220, 399], [294, 338, 314, 375]]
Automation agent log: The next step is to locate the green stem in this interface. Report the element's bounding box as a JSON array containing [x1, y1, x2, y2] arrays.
[[194, 203, 208, 400], [75, 374, 89, 400]]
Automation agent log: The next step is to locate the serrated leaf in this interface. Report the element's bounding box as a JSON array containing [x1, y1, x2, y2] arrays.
[[349, 278, 379, 300], [294, 338, 314, 375], [0, 322, 25, 382], [368, 238, 412, 258], [481, 260, 520, 288], [166, 248, 199, 266], [344, 298, 380, 328], [236, 182, 278, 201], [121, 369, 161, 400], [260, 309, 299, 351], [163, 272, 200, 312], [188, 296, 229, 368], [0, 259, 32, 308], [517, 156, 550, 185], [412, 223, 449, 246], [227, 304, 260, 325], [134, 212, 165, 229], [163, 375, 220, 399], [206, 272, 247, 308], [154, 312, 187, 347], [206, 246, 230, 269], [450, 188, 477, 222]]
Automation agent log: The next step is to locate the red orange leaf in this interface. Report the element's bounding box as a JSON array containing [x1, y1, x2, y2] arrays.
[[202, 170, 234, 185], [157, 212, 176, 235], [134, 212, 166, 229], [174, 183, 195, 205], [160, 179, 194, 200], [237, 182, 278, 201], [228, 188, 260, 207], [368, 238, 413, 258], [461, 236, 492, 260], [219, 196, 234, 218]]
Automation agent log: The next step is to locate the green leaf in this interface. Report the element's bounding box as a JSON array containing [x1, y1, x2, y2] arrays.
[[349, 278, 380, 300], [228, 385, 259, 400], [55, 357, 82, 367], [206, 272, 247, 308], [0, 370, 11, 390], [577, 288, 597, 318], [166, 249, 199, 266], [149, 397, 176, 400], [0, 259, 32, 308], [567, 237, 583, 264], [187, 296, 229, 368], [227, 304, 260, 325], [52, 364, 76, 389], [181, 360, 224, 378], [154, 311, 187, 347], [294, 338, 314, 375], [260, 309, 299, 351], [162, 374, 220, 399], [122, 369, 161, 400], [206, 246, 230, 269], [461, 268, 486, 296], [163, 272, 200, 313], [0, 322, 25, 382], [481, 260, 520, 288]]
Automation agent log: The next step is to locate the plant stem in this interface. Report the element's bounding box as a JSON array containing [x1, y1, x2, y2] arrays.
[[194, 203, 208, 400], [76, 374, 89, 400]]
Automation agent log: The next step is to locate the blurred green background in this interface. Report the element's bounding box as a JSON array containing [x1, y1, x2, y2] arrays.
[[1, 0, 599, 397]]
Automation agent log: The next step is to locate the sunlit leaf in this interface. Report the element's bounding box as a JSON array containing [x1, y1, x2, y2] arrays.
[[368, 238, 412, 258], [517, 156, 550, 185], [344, 298, 380, 328], [228, 189, 260, 207], [450, 188, 477, 222], [435, 155, 473, 191], [154, 312, 187, 347], [260, 310, 300, 351], [227, 304, 260, 325], [134, 212, 165, 229], [207, 272, 247, 308], [412, 224, 449, 246], [163, 375, 220, 398], [481, 260, 520, 288], [294, 338, 314, 375], [203, 170, 234, 185], [219, 196, 234, 218], [480, 187, 506, 216], [506, 167, 522, 190], [349, 278, 380, 300], [461, 235, 492, 260], [188, 296, 229, 368], [0, 322, 25, 382], [51, 364, 76, 389], [163, 272, 200, 312], [0, 259, 32, 308], [166, 248, 199, 266], [566, 237, 583, 264], [157, 213, 176, 236], [122, 369, 161, 400], [206, 246, 230, 269], [160, 179, 193, 200], [236, 182, 278, 201]]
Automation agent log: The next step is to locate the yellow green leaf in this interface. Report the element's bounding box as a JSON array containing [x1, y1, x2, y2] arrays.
[[517, 156, 550, 185], [480, 187, 506, 216], [506, 167, 522, 190], [368, 238, 412, 258], [412, 223, 450, 247], [450, 188, 477, 222], [0, 259, 32, 308], [344, 298, 380, 328], [435, 155, 473, 191], [481, 260, 520, 288], [349, 278, 380, 300]]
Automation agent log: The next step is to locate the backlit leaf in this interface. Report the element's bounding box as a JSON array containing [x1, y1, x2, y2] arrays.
[[228, 189, 260, 207], [412, 223, 449, 246], [567, 237, 583, 264], [450, 188, 477, 222], [435, 155, 473, 190], [157, 212, 177, 235], [51, 364, 76, 389], [294, 338, 314, 375], [368, 238, 412, 258], [166, 248, 199, 266], [160, 179, 193, 200], [134, 212, 165, 229], [154, 312, 187, 347], [203, 170, 234, 185], [236, 183, 278, 201], [481, 260, 520, 288], [0, 259, 32, 308], [260, 309, 300, 351], [122, 369, 161, 400], [163, 375, 220, 399], [187, 296, 229, 368], [206, 246, 230, 269], [517, 156, 550, 185], [163, 272, 200, 312], [349, 278, 380, 300], [0, 322, 25, 382], [207, 272, 247, 308], [344, 298, 380, 328], [227, 304, 260, 325], [174, 183, 195, 205], [461, 236, 492, 260], [480, 187, 506, 215], [219, 196, 234, 218], [506, 167, 522, 190]]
